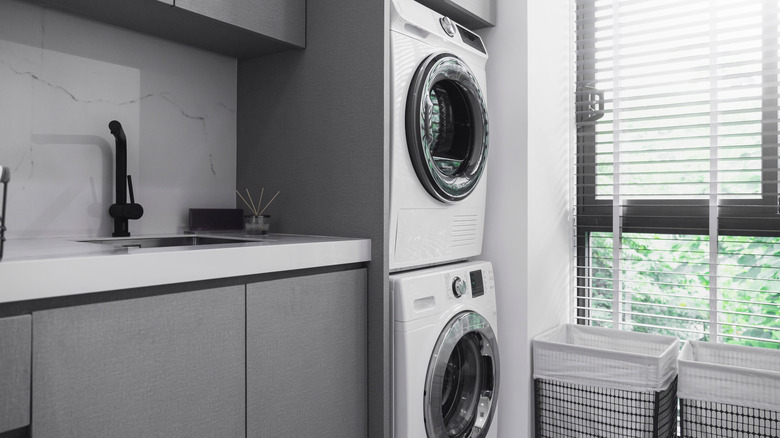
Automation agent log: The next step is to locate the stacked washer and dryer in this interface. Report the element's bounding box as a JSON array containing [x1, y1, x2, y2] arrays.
[[389, 0, 500, 437]]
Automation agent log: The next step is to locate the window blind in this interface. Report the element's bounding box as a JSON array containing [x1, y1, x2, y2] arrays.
[[575, 0, 780, 348]]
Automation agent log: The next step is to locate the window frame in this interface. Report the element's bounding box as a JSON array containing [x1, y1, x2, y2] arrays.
[[574, 0, 780, 325]]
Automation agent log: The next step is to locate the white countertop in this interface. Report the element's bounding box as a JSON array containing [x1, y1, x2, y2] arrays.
[[0, 233, 371, 304]]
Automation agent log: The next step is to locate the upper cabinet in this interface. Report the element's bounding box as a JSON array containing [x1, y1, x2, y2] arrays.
[[23, 0, 305, 58], [176, 0, 305, 49], [416, 0, 495, 29]]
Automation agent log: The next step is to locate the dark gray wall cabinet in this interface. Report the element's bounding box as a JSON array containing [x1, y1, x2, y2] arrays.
[[22, 0, 305, 58], [236, 1, 389, 435], [247, 269, 368, 437], [175, 0, 304, 49], [0, 315, 31, 434], [32, 286, 246, 438], [415, 0, 496, 29]]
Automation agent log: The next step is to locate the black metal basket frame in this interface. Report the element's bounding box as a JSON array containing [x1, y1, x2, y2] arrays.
[[534, 377, 678, 438], [679, 398, 779, 438]]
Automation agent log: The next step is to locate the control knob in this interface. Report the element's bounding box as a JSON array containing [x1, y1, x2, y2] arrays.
[[452, 276, 467, 298], [440, 17, 456, 37]]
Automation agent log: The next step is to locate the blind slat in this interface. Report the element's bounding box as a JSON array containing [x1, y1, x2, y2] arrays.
[[616, 321, 710, 336]]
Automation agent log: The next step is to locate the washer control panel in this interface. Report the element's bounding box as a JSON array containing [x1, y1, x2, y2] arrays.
[[392, 261, 495, 322], [443, 264, 493, 300]]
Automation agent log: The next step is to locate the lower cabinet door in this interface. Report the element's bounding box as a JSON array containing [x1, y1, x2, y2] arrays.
[[31, 286, 245, 438], [0, 315, 31, 434], [246, 269, 368, 437]]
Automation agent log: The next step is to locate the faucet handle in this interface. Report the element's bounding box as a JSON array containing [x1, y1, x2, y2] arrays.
[[127, 175, 137, 204]]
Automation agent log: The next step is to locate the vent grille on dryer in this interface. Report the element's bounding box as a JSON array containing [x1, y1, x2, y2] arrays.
[[450, 214, 479, 247]]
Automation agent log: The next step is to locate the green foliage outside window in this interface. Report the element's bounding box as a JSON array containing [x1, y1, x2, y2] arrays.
[[588, 233, 780, 349]]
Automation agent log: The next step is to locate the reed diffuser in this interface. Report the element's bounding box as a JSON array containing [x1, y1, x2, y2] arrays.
[[236, 188, 279, 235]]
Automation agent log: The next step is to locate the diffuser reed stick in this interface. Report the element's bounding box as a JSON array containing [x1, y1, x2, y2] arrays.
[[236, 188, 279, 217], [235, 189, 258, 216], [258, 191, 280, 216], [246, 188, 256, 216]]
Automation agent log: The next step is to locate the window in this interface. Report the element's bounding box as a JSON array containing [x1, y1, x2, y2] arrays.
[[575, 0, 780, 348]]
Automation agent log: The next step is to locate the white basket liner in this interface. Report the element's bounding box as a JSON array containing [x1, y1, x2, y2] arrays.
[[533, 324, 679, 392], [678, 340, 780, 412]]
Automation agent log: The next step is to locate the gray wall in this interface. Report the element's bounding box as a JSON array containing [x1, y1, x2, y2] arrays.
[[236, 1, 390, 436]]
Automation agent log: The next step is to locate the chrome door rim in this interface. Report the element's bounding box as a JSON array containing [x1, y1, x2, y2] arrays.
[[406, 53, 489, 203], [424, 311, 500, 438]]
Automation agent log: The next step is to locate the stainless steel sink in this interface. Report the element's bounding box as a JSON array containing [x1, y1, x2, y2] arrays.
[[78, 235, 266, 249]]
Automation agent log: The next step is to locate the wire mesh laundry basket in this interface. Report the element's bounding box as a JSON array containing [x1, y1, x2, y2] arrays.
[[678, 341, 780, 438], [533, 324, 679, 438]]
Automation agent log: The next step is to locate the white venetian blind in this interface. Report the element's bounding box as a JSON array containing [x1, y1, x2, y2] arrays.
[[574, 0, 780, 349]]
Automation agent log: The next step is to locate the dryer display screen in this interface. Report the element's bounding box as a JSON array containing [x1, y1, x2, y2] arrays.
[[469, 270, 484, 297], [456, 25, 486, 54]]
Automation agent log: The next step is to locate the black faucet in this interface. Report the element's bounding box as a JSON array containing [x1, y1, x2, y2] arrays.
[[108, 120, 143, 237]]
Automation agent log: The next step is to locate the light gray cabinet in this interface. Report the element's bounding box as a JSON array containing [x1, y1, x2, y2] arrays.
[[22, 0, 305, 58], [32, 286, 245, 438], [0, 315, 31, 434], [246, 269, 368, 437]]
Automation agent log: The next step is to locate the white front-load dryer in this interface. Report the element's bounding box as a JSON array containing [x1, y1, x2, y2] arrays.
[[390, 0, 490, 272], [392, 261, 500, 438]]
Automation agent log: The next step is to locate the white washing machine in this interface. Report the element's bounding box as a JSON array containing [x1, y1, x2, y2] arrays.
[[390, 0, 490, 272], [392, 261, 500, 438]]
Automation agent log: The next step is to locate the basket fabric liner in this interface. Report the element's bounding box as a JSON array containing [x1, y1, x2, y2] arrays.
[[533, 324, 679, 392], [678, 340, 780, 412]]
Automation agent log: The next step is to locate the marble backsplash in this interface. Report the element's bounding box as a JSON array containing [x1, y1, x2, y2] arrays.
[[0, 0, 237, 238]]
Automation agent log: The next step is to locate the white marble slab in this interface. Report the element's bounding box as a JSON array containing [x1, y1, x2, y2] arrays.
[[0, 0, 237, 239]]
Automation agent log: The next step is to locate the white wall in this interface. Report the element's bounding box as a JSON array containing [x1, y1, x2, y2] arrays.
[[0, 0, 237, 239], [478, 0, 572, 435]]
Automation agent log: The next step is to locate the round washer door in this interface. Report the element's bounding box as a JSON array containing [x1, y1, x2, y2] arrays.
[[424, 311, 500, 438], [406, 53, 489, 203]]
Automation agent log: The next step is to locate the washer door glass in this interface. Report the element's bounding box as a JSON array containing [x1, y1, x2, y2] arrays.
[[425, 311, 499, 438], [406, 53, 489, 203]]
